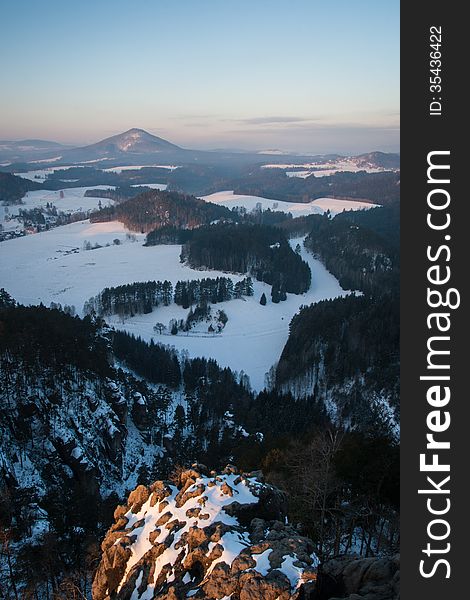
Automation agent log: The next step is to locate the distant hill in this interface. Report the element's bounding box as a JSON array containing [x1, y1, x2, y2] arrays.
[[90, 188, 232, 232], [0, 139, 65, 150], [352, 151, 400, 170], [1, 128, 400, 174], [0, 139, 68, 163], [64, 128, 183, 162]]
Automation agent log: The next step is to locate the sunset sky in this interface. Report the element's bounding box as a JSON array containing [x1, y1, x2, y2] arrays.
[[0, 0, 399, 153]]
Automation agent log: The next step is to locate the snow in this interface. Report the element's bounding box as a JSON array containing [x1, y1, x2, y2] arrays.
[[107, 236, 350, 391], [130, 182, 167, 190], [102, 164, 179, 173], [1, 186, 116, 237], [28, 156, 63, 164], [130, 571, 144, 600], [253, 548, 273, 575], [206, 530, 250, 575], [119, 473, 257, 595], [200, 190, 379, 218], [309, 197, 379, 214], [286, 170, 313, 178], [0, 205, 22, 232], [112, 470, 319, 598], [14, 165, 79, 182], [0, 220, 232, 307], [71, 447, 83, 460], [13, 163, 177, 183], [279, 554, 304, 589], [5, 186, 115, 218], [261, 158, 396, 177], [0, 222, 350, 391], [257, 149, 290, 155]]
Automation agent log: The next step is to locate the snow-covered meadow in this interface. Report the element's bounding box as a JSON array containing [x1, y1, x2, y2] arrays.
[[11, 186, 115, 215], [102, 164, 179, 173], [200, 190, 379, 217], [262, 158, 395, 178], [130, 182, 167, 190], [14, 165, 82, 182], [0, 186, 116, 239], [14, 164, 179, 182], [0, 186, 116, 235], [0, 219, 349, 390]]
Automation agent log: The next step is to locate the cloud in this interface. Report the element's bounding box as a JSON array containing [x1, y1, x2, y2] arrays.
[[227, 116, 315, 125], [226, 122, 400, 136]]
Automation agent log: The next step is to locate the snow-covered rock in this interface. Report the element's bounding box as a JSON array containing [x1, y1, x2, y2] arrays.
[[93, 466, 318, 599]]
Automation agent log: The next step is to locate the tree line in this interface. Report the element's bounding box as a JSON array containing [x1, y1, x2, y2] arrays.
[[83, 276, 254, 318], [84, 280, 173, 317], [231, 169, 400, 206], [174, 276, 253, 309]]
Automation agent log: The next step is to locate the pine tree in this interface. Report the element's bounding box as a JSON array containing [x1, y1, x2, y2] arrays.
[[244, 277, 254, 296], [271, 281, 280, 304], [260, 293, 267, 306], [234, 281, 244, 299]]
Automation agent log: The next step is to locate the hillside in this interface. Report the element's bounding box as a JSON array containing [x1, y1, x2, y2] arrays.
[[0, 139, 68, 163], [273, 209, 399, 431], [352, 151, 400, 170], [0, 300, 258, 595], [0, 294, 400, 596], [64, 128, 183, 162], [0, 172, 42, 204], [230, 170, 400, 206], [275, 295, 400, 431], [181, 223, 312, 295], [90, 189, 233, 233], [304, 213, 399, 295]]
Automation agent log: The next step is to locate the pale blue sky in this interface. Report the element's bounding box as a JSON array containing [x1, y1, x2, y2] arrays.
[[0, 0, 399, 153]]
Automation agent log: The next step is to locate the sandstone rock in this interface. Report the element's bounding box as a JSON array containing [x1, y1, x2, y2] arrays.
[[156, 511, 173, 526], [127, 484, 150, 513], [175, 483, 205, 508], [316, 554, 400, 600], [220, 481, 234, 496], [148, 529, 161, 545], [93, 467, 321, 600]]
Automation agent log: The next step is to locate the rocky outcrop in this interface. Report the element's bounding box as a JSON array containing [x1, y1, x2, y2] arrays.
[[93, 466, 319, 599], [314, 554, 400, 600]]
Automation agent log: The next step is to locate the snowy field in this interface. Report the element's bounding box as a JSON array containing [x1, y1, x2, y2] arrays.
[[102, 164, 179, 173], [262, 159, 395, 178], [131, 182, 167, 190], [0, 205, 22, 232], [14, 165, 80, 182], [16, 186, 114, 214], [1, 186, 117, 235], [201, 190, 378, 217], [0, 221, 349, 390], [14, 164, 178, 182], [1, 185, 115, 224]]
